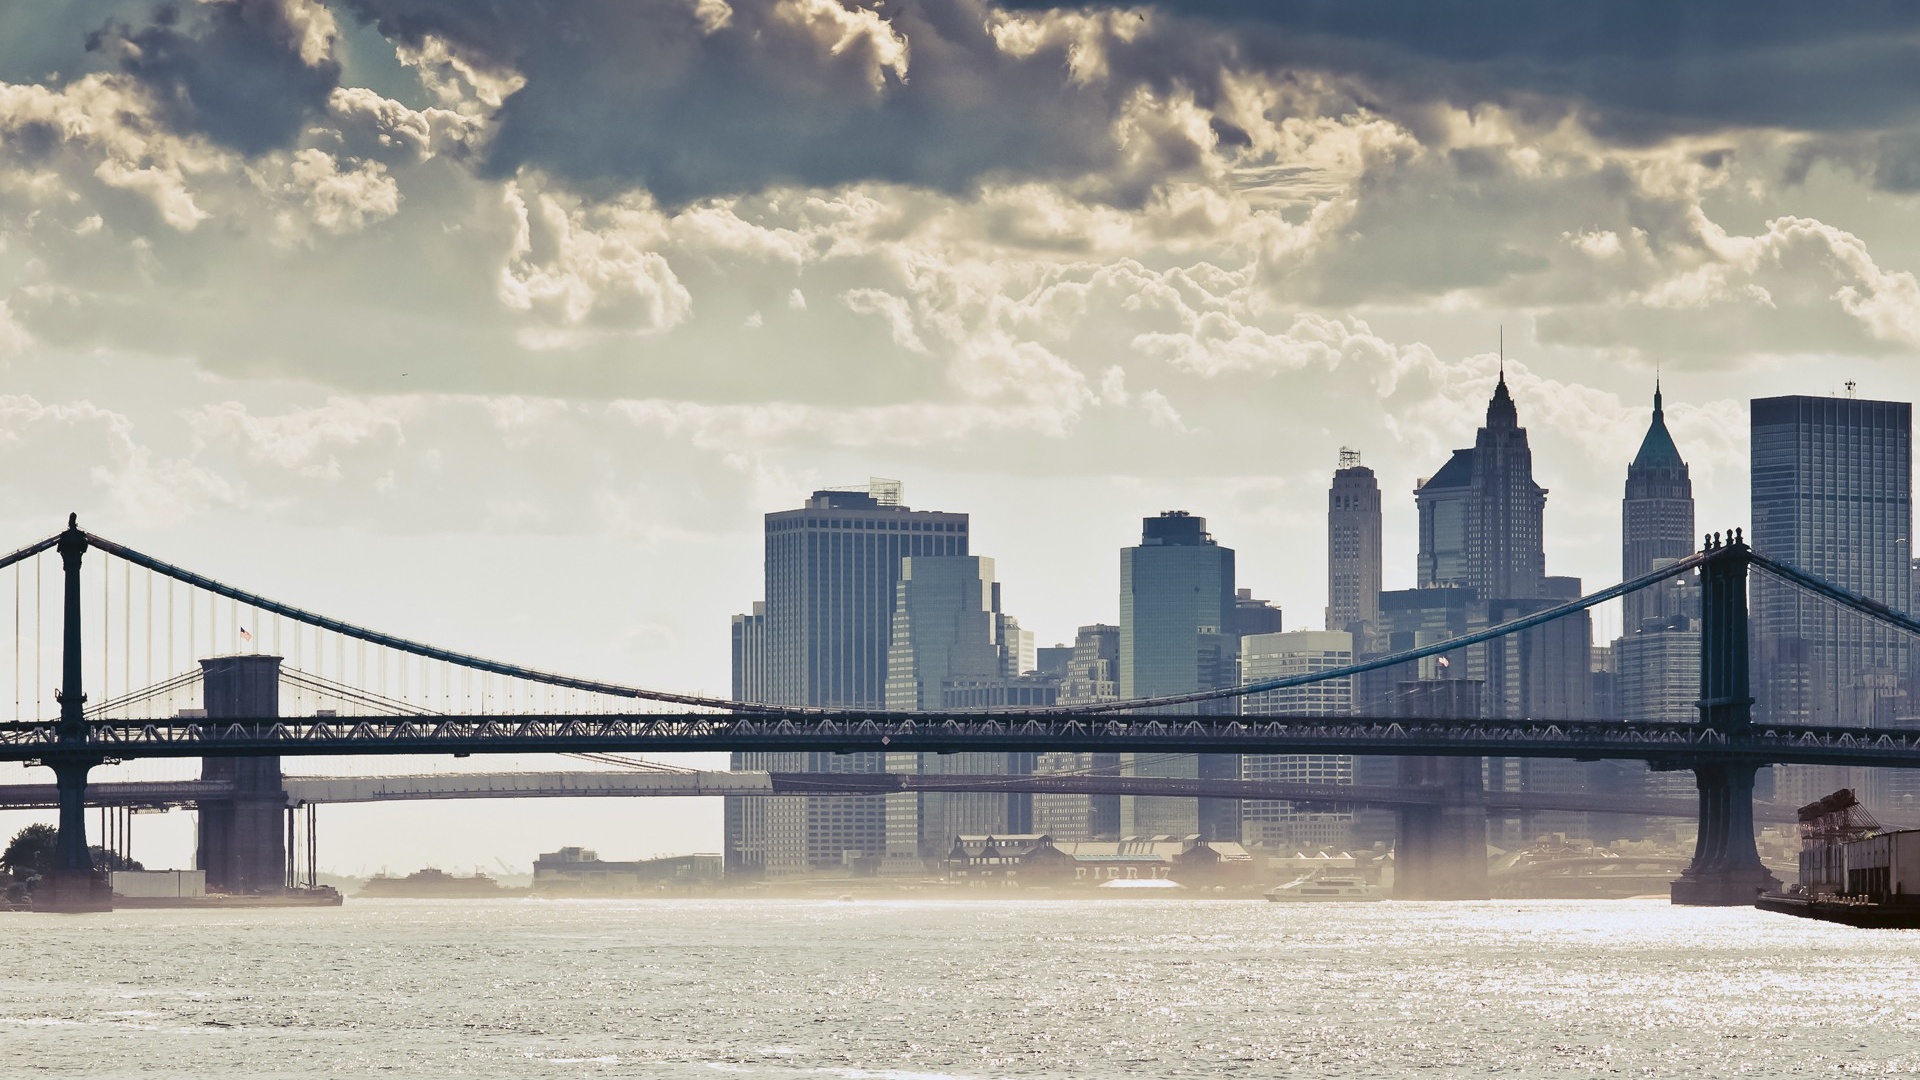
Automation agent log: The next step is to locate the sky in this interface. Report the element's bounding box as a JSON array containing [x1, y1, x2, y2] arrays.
[[3, 1, 1920, 873]]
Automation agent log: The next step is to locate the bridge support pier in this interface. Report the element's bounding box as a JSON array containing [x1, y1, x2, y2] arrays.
[[1670, 530, 1778, 906], [1671, 764, 1779, 906], [37, 517, 109, 912], [35, 756, 110, 912], [1392, 680, 1489, 901], [1394, 756, 1490, 900], [197, 655, 287, 895]]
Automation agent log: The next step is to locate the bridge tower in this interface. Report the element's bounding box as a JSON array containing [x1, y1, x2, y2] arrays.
[[1392, 679, 1491, 900], [197, 655, 288, 894], [36, 515, 112, 911], [1670, 531, 1782, 906]]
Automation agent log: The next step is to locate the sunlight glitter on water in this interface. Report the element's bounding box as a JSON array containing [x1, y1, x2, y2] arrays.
[[1, 899, 1915, 1078]]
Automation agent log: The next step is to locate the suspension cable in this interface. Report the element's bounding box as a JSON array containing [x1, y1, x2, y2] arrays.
[[86, 534, 787, 714]]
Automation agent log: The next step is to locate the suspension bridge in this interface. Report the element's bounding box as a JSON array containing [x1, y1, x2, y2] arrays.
[[7, 515, 1920, 909]]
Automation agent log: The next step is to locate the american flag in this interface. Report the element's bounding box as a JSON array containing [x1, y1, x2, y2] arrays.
[[239, 627, 252, 643], [1436, 655, 1450, 669]]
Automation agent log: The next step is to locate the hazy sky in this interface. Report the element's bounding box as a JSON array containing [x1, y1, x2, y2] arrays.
[[3, 1, 1919, 872]]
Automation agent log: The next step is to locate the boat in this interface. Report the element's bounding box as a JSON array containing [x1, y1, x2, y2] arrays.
[[113, 887, 344, 910], [357, 868, 530, 899], [1264, 875, 1382, 902]]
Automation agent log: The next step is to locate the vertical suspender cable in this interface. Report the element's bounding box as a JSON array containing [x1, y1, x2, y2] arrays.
[[12, 559, 18, 721], [145, 567, 153, 695], [34, 554, 41, 720], [123, 559, 130, 701], [102, 552, 109, 706]]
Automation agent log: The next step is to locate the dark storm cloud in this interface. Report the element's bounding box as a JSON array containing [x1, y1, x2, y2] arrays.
[[339, 0, 1243, 204], [332, 0, 1920, 201], [88, 0, 341, 156], [1006, 0, 1920, 141]]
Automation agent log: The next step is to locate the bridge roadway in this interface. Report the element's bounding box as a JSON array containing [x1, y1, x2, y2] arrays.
[[7, 712, 1920, 769], [0, 769, 1800, 824]]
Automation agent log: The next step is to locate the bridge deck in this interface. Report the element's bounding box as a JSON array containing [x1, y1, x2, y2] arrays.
[[7, 713, 1920, 768], [0, 770, 1798, 823]]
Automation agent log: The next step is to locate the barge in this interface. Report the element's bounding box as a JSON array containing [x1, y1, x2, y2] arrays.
[[1755, 790, 1920, 929]]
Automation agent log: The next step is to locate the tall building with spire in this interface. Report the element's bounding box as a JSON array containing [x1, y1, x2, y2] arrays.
[[1327, 449, 1382, 646], [1400, 363, 1592, 839], [1414, 366, 1546, 598], [1622, 382, 1695, 631], [1614, 383, 1703, 805], [1465, 369, 1548, 601]]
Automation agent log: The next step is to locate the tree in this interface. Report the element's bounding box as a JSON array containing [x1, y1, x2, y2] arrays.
[[1, 823, 56, 877], [91, 847, 142, 872], [0, 824, 143, 879]]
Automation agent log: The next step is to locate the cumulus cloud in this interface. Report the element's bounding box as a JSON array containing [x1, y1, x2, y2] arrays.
[[497, 182, 693, 343], [0, 394, 239, 525], [1008, 1, 1920, 143], [0, 0, 1915, 659], [88, 0, 343, 155], [333, 0, 1237, 203]]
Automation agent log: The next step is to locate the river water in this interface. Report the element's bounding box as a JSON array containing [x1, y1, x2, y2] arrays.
[[3, 898, 1915, 1077]]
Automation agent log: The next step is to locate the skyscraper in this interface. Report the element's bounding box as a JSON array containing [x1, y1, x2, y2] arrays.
[[1405, 369, 1591, 840], [724, 602, 770, 877], [1414, 448, 1473, 589], [728, 481, 970, 877], [730, 602, 768, 703], [1240, 630, 1355, 851], [884, 556, 1004, 712], [1751, 394, 1913, 807], [1120, 512, 1238, 707], [1416, 370, 1547, 599], [1032, 624, 1123, 841], [882, 555, 1024, 866], [1615, 383, 1701, 804], [1119, 511, 1238, 838], [1233, 589, 1284, 638], [1622, 383, 1696, 630], [766, 482, 968, 708], [1327, 449, 1382, 646]]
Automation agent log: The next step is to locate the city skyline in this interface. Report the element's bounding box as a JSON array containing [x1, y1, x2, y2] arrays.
[[0, 377, 1890, 876], [4, 2, 1920, 878]]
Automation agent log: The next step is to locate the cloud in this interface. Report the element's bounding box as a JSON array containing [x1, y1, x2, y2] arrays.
[[1006, 1, 1920, 144], [0, 394, 238, 525], [497, 181, 693, 343], [0, 300, 28, 363], [88, 0, 343, 155], [334, 0, 1231, 203]]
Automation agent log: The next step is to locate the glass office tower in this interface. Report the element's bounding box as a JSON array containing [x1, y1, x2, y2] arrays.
[[1751, 395, 1913, 808]]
